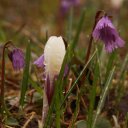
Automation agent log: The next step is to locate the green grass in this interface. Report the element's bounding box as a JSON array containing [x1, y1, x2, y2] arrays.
[[20, 42, 31, 107]]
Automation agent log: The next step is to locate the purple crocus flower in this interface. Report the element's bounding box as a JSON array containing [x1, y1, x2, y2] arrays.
[[92, 16, 125, 52], [8, 48, 25, 70], [61, 0, 80, 14]]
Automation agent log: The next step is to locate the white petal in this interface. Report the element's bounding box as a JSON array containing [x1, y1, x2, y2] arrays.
[[44, 36, 66, 81]]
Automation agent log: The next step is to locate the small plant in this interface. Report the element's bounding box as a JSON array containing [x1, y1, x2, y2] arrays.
[[0, 41, 25, 119]]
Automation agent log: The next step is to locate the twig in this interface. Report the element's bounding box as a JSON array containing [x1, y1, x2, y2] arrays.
[[5, 125, 14, 128], [76, 85, 87, 109], [22, 112, 36, 128]]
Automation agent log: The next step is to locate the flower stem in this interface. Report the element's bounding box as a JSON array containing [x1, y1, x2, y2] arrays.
[[85, 10, 105, 63], [85, 35, 93, 63], [0, 41, 12, 117]]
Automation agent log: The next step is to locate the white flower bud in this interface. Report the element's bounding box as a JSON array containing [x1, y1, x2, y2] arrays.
[[44, 36, 66, 81]]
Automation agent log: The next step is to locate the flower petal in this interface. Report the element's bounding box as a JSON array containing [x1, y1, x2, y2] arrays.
[[34, 54, 45, 68], [92, 16, 125, 52], [8, 48, 25, 70]]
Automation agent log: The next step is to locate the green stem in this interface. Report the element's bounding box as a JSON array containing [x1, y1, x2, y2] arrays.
[[0, 41, 12, 117]]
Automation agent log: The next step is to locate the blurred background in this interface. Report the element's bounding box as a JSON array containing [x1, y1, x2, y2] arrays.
[[0, 0, 128, 78], [0, 0, 128, 47], [0, 0, 128, 81]]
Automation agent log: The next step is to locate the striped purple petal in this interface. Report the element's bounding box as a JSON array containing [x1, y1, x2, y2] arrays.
[[8, 48, 25, 70], [92, 16, 125, 53]]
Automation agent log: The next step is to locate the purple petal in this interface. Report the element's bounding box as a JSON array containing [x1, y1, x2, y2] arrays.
[[92, 16, 125, 52], [8, 48, 25, 70], [45, 75, 57, 105], [64, 64, 69, 77], [116, 37, 125, 47], [34, 54, 45, 68], [45, 75, 51, 105]]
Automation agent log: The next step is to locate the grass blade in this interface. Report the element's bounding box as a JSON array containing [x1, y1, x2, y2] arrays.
[[67, 7, 73, 41], [61, 50, 97, 107], [87, 51, 100, 128], [71, 8, 86, 51], [116, 53, 128, 102], [119, 53, 128, 79], [29, 78, 43, 95], [104, 51, 116, 83], [20, 42, 31, 107], [92, 66, 115, 128]]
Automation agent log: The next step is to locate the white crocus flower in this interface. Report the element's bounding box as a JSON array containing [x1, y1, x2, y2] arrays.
[[44, 36, 66, 91], [34, 36, 66, 126]]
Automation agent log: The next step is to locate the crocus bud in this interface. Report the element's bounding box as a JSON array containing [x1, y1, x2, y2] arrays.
[[44, 36, 66, 83], [8, 48, 25, 70], [44, 36, 66, 104]]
